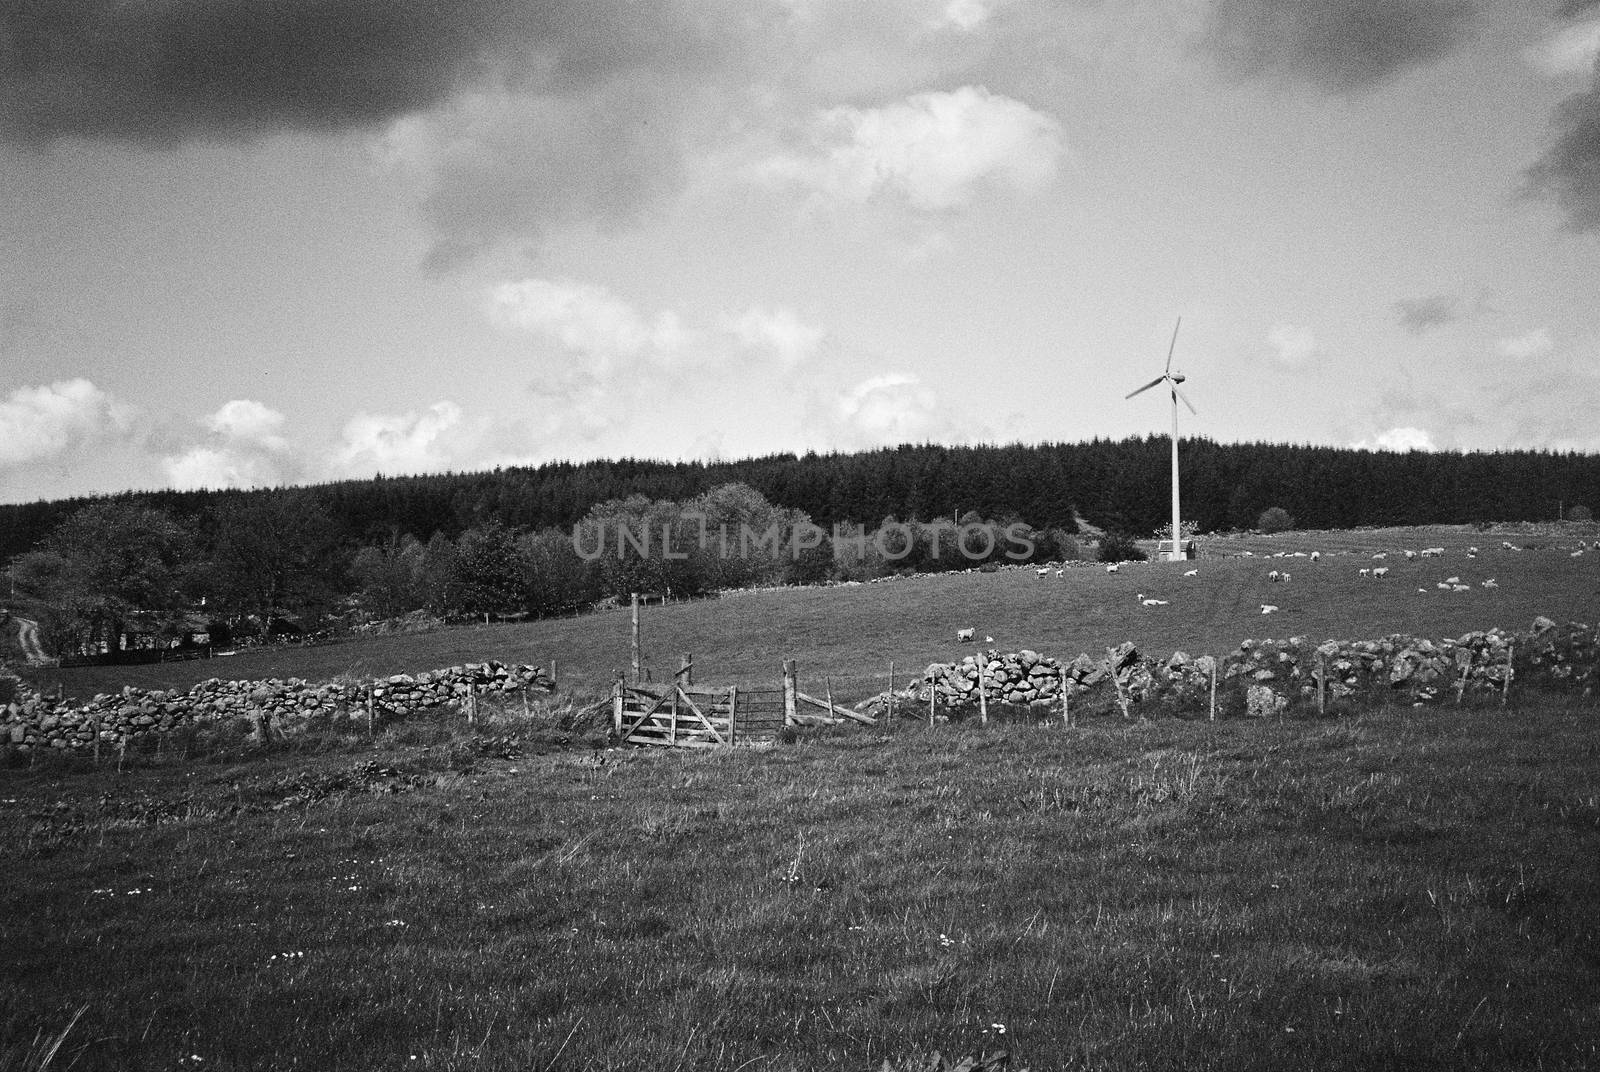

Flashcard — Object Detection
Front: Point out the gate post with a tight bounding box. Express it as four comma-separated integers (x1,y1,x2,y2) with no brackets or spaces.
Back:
782,658,797,727
612,672,625,738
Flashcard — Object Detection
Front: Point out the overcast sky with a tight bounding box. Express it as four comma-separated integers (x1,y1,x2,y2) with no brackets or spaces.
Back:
3,0,1599,505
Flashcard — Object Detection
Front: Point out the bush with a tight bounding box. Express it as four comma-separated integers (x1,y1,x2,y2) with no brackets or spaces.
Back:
1097,532,1147,563
1257,506,1296,534
1568,504,1594,522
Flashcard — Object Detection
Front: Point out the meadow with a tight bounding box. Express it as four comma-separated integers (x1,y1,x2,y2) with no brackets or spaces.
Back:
23,523,1600,705
4,522,1599,1070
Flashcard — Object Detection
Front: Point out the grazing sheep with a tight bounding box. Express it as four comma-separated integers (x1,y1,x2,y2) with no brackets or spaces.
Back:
1136,594,1169,606
1359,568,1371,577
1444,576,1461,584
1280,571,1291,583
1260,604,1279,614
1372,553,1387,560
1309,551,1321,562
1372,567,1389,578
1571,550,1585,558
1183,568,1198,577
1452,583,1471,592
1105,563,1120,573
1421,547,1445,558
1267,569,1281,582
1481,578,1499,588
957,628,975,642
1404,550,1418,560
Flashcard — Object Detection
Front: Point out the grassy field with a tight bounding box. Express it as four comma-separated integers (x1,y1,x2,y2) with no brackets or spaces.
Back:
18,523,1599,706
3,697,1598,1070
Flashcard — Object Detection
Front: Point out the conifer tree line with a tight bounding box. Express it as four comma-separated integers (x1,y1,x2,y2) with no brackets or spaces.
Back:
2,437,1596,659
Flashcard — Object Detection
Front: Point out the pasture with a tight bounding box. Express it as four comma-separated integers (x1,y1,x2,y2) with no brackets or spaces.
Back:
24,523,1600,706
4,523,1599,1070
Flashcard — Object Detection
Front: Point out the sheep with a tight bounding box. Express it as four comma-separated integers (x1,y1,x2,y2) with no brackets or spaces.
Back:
1404,550,1418,560
1372,553,1387,560
1452,583,1471,592
1481,578,1499,588
1183,568,1198,577
1267,569,1281,582
1136,594,1169,606
1571,550,1585,558
1105,563,1120,573
956,628,975,642
1260,604,1279,614
1309,551,1321,562
1372,567,1389,578
1421,547,1445,558
1280,571,1291,583
1359,568,1371,577
1444,576,1461,584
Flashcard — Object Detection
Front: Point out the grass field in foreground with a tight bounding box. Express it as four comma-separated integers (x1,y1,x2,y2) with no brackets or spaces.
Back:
3,698,1598,1070
21,523,1600,706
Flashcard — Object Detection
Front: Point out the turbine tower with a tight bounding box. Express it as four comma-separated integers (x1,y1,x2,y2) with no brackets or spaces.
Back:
1126,318,1196,562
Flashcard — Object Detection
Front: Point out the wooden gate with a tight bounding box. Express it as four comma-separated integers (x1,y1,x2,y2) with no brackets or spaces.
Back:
613,682,738,748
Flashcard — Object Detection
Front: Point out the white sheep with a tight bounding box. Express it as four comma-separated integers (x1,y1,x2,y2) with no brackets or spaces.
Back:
1280,571,1291,583
1105,563,1120,573
1359,568,1371,577
1404,550,1418,560
1372,567,1389,578
1309,551,1321,562
1260,604,1279,614
1372,553,1387,560
1267,569,1281,582
1481,578,1499,588
1136,594,1169,606
957,628,975,642
1183,568,1198,577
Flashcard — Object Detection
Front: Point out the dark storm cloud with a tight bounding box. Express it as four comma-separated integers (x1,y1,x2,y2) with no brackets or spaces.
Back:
0,0,720,146
1393,295,1460,334
1205,0,1478,92
1525,74,1600,233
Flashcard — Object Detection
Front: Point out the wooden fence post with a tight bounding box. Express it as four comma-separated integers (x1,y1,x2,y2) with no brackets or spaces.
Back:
1209,659,1217,722
680,653,694,686
467,681,477,725
1316,654,1326,717
928,680,935,726
612,672,625,737
1502,643,1514,707
1060,666,1070,729
631,593,642,683
887,660,895,732
366,683,375,736
783,659,797,727
728,685,738,746
551,657,558,689
977,654,989,726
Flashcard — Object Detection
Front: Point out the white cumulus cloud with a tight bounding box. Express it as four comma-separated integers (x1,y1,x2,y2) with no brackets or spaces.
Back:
1354,426,1437,452
718,307,825,369
824,372,978,449
754,86,1064,211
332,401,472,477
1497,328,1555,360
1266,321,1318,366
162,399,298,491
0,378,133,466
1525,18,1600,77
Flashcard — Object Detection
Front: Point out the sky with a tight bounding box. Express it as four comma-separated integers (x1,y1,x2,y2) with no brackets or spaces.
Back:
2,0,1599,505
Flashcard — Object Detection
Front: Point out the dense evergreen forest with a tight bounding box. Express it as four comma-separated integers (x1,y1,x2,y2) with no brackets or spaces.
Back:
3,437,1596,564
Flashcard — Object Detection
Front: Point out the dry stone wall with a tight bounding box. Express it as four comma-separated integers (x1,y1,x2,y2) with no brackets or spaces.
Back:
1,662,553,754
868,617,1596,721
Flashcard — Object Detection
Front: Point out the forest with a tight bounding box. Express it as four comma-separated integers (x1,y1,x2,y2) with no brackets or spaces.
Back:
2,436,1596,660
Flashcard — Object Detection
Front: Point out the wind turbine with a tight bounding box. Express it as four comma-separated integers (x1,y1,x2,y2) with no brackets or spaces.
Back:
1126,318,1196,563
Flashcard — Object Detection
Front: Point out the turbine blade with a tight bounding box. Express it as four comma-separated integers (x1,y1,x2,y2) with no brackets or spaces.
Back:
1126,376,1165,399
1164,317,1182,376
1174,386,1197,414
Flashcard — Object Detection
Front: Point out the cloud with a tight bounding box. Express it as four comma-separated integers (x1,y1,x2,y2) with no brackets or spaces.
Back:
1266,321,1318,366
1524,18,1600,77
751,86,1064,211
717,308,826,369
822,373,980,450
0,378,133,466
1559,2,1600,18
1353,426,1437,451
162,399,298,491
1393,295,1461,334
331,401,471,477
1204,0,1478,92
0,0,734,147
1524,70,1600,233
1497,328,1556,359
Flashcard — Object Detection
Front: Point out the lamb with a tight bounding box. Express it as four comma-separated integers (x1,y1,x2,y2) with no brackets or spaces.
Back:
1036,567,1051,576
1359,568,1371,577
1267,569,1281,582
956,628,975,642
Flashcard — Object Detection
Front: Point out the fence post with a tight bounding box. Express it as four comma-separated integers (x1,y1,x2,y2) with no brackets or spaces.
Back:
1316,654,1326,717
1209,659,1218,722
728,685,738,746
887,661,895,731
612,672,625,737
680,652,693,686
928,679,935,726
1502,643,1514,707
977,654,989,726
467,681,477,725
551,657,558,689
631,592,642,683
783,659,797,727
1060,666,1070,728
366,683,375,736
